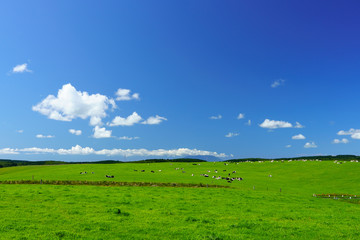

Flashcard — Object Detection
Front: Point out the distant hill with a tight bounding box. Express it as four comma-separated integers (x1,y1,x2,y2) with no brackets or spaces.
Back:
0,158,206,168
1,155,360,168
0,159,66,168
131,158,207,163
226,155,360,162
183,155,222,162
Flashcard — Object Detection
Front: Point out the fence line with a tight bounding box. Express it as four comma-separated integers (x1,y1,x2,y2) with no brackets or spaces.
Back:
0,180,230,188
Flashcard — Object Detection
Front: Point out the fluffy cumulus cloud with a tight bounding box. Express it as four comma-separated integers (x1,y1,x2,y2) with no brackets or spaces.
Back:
32,84,116,126
337,128,360,139
351,133,360,139
304,141,317,148
246,120,252,126
285,145,292,148
0,148,19,154
69,129,82,136
292,134,306,140
260,119,293,129
108,113,167,126
12,63,32,73
225,132,239,138
260,119,304,130
108,112,142,126
210,115,222,120
333,138,349,144
237,113,245,119
142,115,167,125
0,145,228,158
17,130,24,133
36,134,54,138
93,126,112,138
115,88,140,101
271,79,285,88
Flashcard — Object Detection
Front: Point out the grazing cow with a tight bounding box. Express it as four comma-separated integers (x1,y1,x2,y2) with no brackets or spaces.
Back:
158,170,162,172
80,172,83,174
228,173,231,176
191,174,194,176
151,170,155,173
215,170,218,173
204,174,209,177
232,171,236,174
134,169,138,171
227,181,232,183
182,171,186,173
141,170,145,172
269,175,272,178
192,163,197,165
223,170,226,172
91,172,94,174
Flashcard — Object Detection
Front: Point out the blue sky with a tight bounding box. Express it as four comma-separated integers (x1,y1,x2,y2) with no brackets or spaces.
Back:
1,0,360,161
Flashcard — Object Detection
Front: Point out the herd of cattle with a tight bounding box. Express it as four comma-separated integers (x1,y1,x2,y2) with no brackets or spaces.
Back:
79,163,244,183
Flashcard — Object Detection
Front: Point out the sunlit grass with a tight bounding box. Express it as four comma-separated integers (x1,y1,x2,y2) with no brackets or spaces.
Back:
0,161,360,239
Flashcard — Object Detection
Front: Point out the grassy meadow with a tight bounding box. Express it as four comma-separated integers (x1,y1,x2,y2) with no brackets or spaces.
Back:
0,160,360,239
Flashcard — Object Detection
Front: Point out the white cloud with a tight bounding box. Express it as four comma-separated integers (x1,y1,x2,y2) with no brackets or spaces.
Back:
108,113,167,126
36,134,55,139
260,119,292,129
118,136,140,140
237,113,245,119
210,115,222,120
0,145,228,158
246,120,251,126
351,133,360,139
225,132,239,138
93,126,112,138
142,115,167,125
337,128,360,135
294,122,304,128
108,112,142,126
12,63,32,73
304,141,317,148
19,146,95,155
32,83,116,126
333,138,349,144
285,145,292,148
115,88,140,101
337,128,360,139
17,130,24,133
271,79,285,88
69,129,82,136
292,134,306,140
0,148,19,154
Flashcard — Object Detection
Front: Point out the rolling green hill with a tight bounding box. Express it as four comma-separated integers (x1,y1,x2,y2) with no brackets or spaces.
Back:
0,160,359,239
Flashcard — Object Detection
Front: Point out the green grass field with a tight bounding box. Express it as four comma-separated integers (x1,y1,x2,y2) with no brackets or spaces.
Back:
0,161,359,239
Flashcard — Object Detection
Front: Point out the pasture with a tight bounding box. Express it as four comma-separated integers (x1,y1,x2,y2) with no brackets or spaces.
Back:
0,160,360,239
